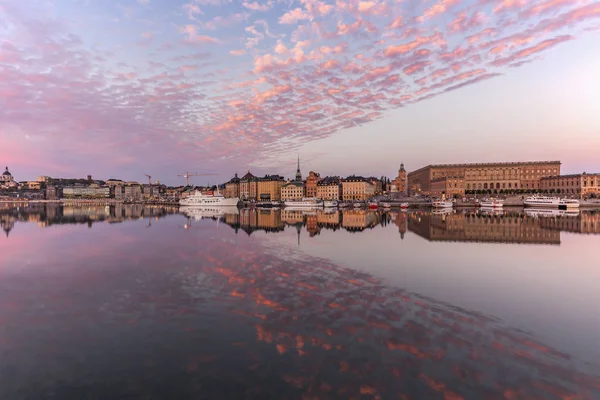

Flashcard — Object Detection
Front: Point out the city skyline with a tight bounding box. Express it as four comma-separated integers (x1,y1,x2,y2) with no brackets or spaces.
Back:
1,1,600,185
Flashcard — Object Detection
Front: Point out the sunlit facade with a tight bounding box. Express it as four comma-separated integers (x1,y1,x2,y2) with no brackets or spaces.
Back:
539,173,600,198
408,161,561,195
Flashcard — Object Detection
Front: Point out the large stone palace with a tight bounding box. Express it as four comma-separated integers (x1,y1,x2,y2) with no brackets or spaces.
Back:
407,161,561,196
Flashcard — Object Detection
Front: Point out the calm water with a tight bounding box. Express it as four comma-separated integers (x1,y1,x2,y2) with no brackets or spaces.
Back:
1,204,599,399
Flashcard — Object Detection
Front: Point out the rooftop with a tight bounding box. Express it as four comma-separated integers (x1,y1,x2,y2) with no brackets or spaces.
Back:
409,161,562,174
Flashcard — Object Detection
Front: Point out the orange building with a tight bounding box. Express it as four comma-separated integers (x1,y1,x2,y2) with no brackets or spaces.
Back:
305,171,322,198
391,163,407,193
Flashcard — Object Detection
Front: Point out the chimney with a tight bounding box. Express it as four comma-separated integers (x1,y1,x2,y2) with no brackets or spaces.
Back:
87,175,92,181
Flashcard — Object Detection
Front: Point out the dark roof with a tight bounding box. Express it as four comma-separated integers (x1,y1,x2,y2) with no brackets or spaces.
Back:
261,175,284,181
342,175,370,183
240,171,256,181
2,167,11,176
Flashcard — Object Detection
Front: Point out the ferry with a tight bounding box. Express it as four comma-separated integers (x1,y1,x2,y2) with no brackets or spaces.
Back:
524,196,580,209
432,200,453,208
284,198,323,208
479,198,504,208
324,200,339,208
180,189,239,207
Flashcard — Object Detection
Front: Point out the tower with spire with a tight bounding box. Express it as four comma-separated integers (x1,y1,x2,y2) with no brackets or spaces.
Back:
295,155,302,182
391,162,407,194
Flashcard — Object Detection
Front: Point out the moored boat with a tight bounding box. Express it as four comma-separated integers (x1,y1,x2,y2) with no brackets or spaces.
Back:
400,202,409,210
368,201,378,209
479,198,504,208
284,198,323,208
353,202,362,208
179,189,239,207
432,200,453,208
524,196,580,209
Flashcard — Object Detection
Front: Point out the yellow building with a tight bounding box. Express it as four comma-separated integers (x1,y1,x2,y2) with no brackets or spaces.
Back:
281,181,304,201
341,176,375,201
540,173,600,198
316,178,342,200
25,181,42,190
257,175,285,201
408,161,561,195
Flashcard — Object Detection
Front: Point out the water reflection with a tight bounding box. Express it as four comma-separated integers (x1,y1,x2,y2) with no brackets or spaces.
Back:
0,209,598,399
3,205,600,244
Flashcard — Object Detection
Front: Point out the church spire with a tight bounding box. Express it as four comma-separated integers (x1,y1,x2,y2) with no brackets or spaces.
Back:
295,155,302,181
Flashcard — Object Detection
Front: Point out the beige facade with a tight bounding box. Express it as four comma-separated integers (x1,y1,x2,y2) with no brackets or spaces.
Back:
281,181,304,201
257,176,285,201
1,166,17,189
540,173,600,198
367,178,383,195
341,177,375,201
305,171,322,198
408,161,561,195
316,179,342,200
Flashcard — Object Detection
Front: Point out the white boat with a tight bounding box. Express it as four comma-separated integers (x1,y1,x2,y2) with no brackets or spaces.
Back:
324,200,339,208
524,196,580,209
180,189,239,206
400,202,409,210
284,198,323,208
432,207,453,215
353,202,362,208
382,202,391,209
432,200,453,208
479,198,504,208
338,202,350,208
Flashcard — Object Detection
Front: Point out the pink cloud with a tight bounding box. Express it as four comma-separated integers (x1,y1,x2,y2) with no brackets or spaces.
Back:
279,8,309,24
242,1,272,12
418,0,459,22
491,35,574,66
180,25,220,43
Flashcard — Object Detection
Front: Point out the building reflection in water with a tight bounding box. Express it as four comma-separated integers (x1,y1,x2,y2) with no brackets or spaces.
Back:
179,207,600,245
3,205,600,244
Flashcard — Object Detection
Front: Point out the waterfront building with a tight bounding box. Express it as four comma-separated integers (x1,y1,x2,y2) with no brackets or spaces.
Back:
124,185,142,201
281,181,304,201
257,175,285,201
305,171,322,198
45,185,60,200
281,158,305,201
37,176,50,183
239,171,258,200
430,176,465,198
391,163,407,193
1,166,18,189
225,173,241,199
24,181,42,190
63,185,111,198
539,173,600,198
408,161,561,195
367,177,383,195
316,177,342,200
341,176,375,201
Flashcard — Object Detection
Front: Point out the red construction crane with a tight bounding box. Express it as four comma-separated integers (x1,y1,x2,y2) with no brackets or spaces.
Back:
177,171,218,187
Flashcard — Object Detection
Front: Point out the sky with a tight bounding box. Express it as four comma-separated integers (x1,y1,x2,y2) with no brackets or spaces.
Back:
1,0,599,185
